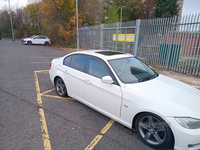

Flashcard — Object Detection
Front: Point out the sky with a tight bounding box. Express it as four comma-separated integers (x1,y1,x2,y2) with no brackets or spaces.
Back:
0,0,200,16
0,0,28,10
181,0,200,16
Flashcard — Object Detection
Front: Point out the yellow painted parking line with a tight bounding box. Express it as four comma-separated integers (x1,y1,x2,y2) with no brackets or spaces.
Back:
34,71,51,150
39,108,51,150
101,119,115,134
41,88,55,95
35,70,49,73
43,94,75,100
84,119,115,150
34,70,113,150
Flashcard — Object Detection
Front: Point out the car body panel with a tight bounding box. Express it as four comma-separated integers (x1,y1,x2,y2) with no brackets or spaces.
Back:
22,35,51,45
49,50,200,150
84,73,122,118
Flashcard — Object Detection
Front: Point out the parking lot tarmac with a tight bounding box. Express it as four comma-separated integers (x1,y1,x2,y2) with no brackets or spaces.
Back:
0,39,153,150
1,39,199,150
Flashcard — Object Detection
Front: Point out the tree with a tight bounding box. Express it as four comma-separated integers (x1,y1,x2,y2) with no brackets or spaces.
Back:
104,4,119,24
104,0,142,23
138,0,156,19
23,3,41,35
39,0,81,45
78,0,104,26
0,11,12,37
13,9,27,38
153,0,179,18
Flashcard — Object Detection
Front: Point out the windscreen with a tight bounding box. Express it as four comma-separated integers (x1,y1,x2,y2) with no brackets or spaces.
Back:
109,57,157,83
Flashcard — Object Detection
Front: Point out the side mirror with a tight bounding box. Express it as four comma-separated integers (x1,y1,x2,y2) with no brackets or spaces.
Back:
101,76,114,84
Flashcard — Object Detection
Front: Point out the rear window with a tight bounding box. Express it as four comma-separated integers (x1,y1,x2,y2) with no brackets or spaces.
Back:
63,56,72,66
70,55,87,72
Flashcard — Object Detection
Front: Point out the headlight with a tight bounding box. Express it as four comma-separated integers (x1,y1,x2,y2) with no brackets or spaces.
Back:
175,117,200,129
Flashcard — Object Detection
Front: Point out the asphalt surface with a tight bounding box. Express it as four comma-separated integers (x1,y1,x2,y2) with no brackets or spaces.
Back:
0,39,153,150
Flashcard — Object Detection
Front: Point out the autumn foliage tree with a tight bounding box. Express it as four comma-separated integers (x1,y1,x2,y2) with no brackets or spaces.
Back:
23,3,41,35
14,9,29,38
38,0,82,45
138,0,157,19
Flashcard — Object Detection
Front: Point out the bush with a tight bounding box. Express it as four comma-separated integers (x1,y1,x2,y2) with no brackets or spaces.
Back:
56,44,66,48
68,44,77,48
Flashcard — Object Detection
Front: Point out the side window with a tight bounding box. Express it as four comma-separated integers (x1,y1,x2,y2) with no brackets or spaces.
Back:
88,59,109,79
70,55,87,72
63,56,72,66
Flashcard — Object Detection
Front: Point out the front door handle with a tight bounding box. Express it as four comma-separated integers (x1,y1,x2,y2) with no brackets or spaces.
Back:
85,80,92,84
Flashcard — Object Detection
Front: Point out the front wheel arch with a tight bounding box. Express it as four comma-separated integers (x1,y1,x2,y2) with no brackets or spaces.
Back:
27,41,32,45
132,112,174,149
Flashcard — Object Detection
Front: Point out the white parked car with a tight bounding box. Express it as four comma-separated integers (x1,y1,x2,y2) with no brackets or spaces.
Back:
22,35,51,46
49,50,200,150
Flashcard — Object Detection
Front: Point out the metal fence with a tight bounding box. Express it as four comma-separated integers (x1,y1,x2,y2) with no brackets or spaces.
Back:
79,13,200,76
79,20,140,54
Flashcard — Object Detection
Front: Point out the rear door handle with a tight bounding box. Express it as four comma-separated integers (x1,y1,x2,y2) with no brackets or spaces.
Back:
85,80,92,84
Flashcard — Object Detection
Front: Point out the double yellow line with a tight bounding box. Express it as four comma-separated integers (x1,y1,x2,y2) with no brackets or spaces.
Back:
34,70,51,150
34,70,115,150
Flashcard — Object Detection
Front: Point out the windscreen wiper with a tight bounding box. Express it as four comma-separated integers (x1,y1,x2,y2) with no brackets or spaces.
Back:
138,73,158,82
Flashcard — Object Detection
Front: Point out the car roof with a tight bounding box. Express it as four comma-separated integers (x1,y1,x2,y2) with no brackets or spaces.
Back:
33,35,48,37
70,50,133,61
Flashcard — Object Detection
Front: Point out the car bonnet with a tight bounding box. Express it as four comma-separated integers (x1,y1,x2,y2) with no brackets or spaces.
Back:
124,74,200,117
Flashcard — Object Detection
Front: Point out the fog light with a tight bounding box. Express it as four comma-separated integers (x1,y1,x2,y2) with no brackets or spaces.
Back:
188,143,200,150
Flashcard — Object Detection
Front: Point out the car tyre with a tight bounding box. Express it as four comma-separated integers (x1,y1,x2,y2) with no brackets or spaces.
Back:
55,77,68,97
27,41,32,45
135,113,174,149
44,41,49,46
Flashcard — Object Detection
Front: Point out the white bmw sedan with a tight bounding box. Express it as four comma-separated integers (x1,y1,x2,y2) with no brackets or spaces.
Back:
49,50,200,150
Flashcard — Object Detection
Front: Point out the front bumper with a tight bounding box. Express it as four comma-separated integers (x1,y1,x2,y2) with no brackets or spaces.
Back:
166,117,200,150
22,40,27,44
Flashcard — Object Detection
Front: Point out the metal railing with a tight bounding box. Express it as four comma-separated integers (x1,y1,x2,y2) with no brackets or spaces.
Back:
79,13,200,76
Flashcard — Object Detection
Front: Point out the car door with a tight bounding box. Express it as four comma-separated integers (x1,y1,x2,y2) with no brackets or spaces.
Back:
83,57,122,118
61,54,88,101
32,36,40,44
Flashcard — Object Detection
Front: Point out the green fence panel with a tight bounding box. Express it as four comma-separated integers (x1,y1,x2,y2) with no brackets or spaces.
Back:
158,44,181,64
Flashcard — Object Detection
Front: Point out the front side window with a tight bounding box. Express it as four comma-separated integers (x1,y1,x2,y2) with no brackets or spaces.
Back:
88,59,109,79
109,57,157,83
34,36,40,39
39,37,46,39
70,54,87,72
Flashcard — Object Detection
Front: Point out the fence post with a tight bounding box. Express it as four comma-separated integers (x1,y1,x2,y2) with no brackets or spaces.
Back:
83,30,85,48
115,22,119,51
100,24,104,50
91,27,93,49
133,19,141,56
165,16,177,69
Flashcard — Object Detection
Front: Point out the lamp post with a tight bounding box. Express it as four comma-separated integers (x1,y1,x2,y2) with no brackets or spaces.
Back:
7,0,14,42
76,0,79,51
120,5,125,29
